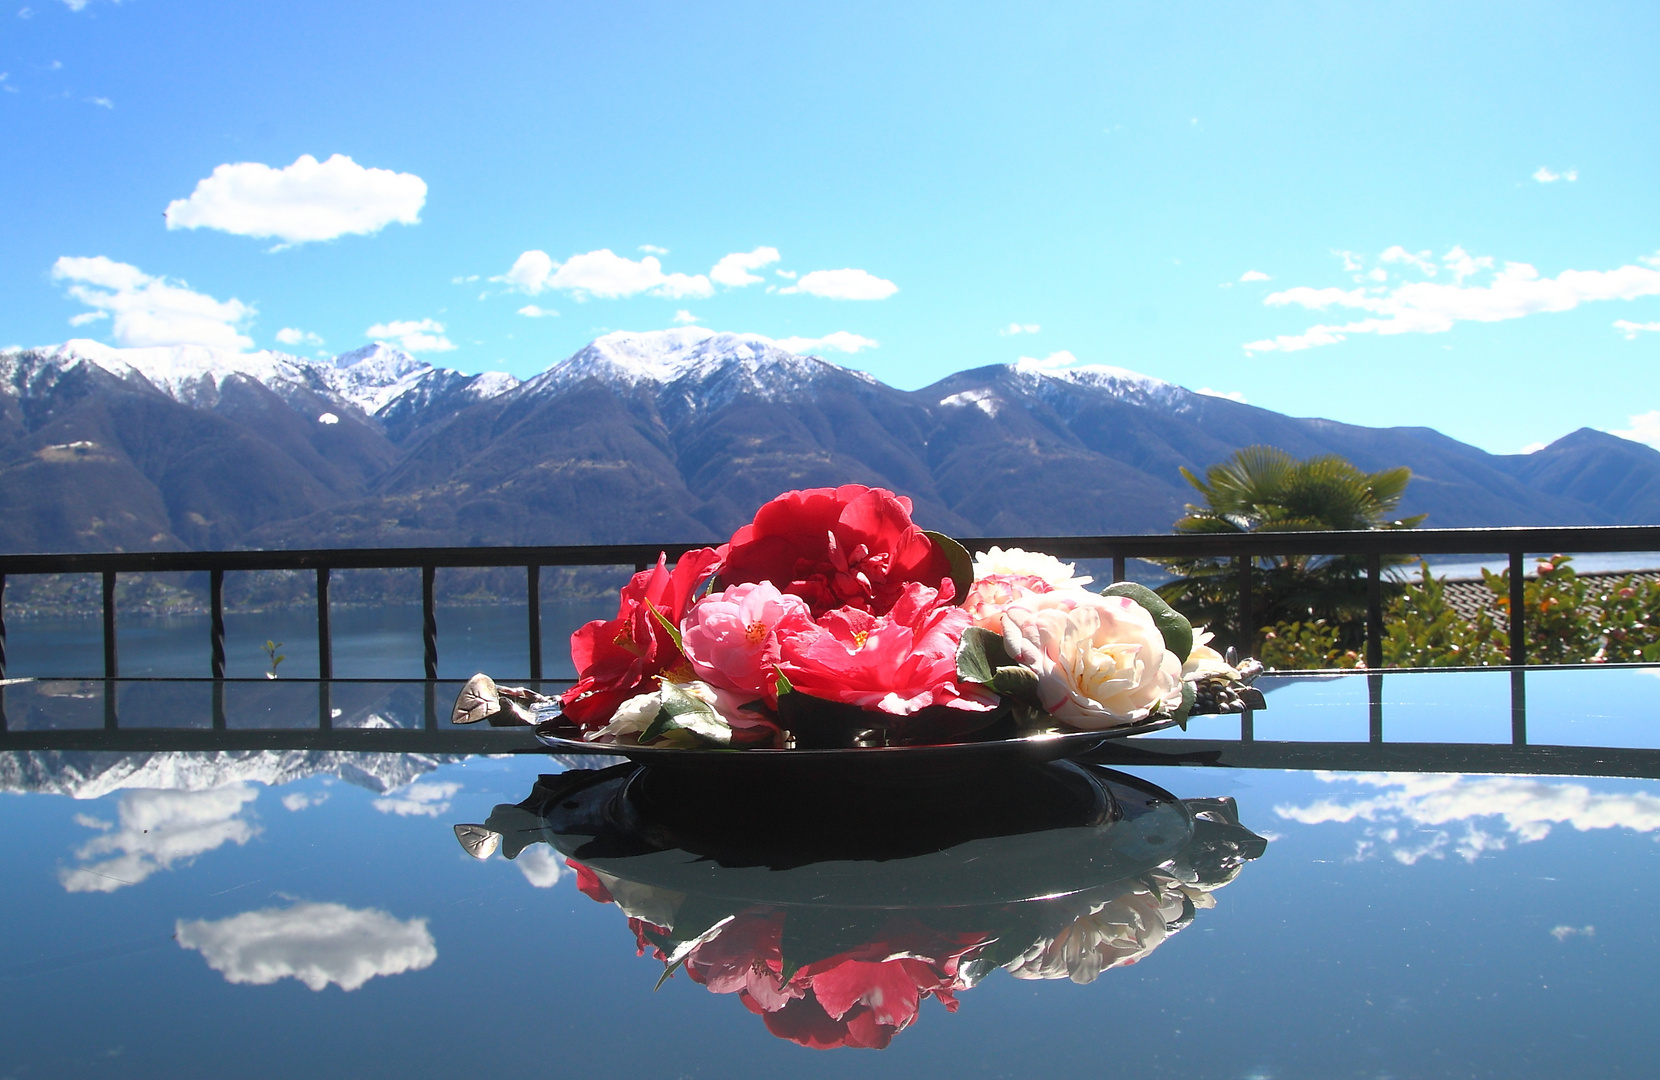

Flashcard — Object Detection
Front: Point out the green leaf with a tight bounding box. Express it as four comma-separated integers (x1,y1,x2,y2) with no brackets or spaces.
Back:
645,600,684,653
923,530,975,606
639,683,733,746
1172,680,1195,730
991,663,1040,704
774,667,793,699
1102,581,1194,662
957,625,1009,684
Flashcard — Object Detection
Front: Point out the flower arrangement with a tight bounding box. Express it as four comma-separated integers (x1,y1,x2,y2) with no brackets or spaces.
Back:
456,484,1260,746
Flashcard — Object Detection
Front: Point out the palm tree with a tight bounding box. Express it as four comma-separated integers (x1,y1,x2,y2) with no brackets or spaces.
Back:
1156,446,1424,652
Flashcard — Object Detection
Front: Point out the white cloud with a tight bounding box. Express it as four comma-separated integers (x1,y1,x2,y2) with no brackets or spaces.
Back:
1551,925,1594,942
275,327,323,347
67,311,106,327
58,0,87,9
498,248,713,300
176,902,436,992
365,318,455,353
638,244,668,255
1533,167,1579,184
672,310,699,325
451,274,479,284
775,269,797,279
998,322,1041,335
1520,440,1549,454
771,331,879,355
1244,246,1660,354
515,846,566,888
516,304,558,318
281,791,328,812
60,784,259,893
1276,772,1660,865
53,256,254,350
1614,319,1660,340
1609,411,1660,450
87,96,111,109
164,154,426,245
1380,246,1436,276
1017,350,1080,370
779,268,899,300
1239,270,1271,283
1197,387,1247,403
710,246,781,287
373,780,460,818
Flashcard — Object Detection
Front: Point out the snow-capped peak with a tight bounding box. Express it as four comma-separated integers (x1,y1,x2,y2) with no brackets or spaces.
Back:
1011,357,1195,411
517,328,861,409
7,339,519,420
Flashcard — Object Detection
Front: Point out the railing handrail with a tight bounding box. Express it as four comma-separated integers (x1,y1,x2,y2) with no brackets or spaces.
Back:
1,524,1658,687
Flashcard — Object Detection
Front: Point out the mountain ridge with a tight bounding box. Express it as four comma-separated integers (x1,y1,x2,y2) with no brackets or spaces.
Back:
1,328,1656,555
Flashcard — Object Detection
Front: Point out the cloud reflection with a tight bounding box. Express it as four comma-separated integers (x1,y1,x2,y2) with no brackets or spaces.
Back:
60,784,259,892
176,901,436,991
373,781,460,817
1276,772,1660,863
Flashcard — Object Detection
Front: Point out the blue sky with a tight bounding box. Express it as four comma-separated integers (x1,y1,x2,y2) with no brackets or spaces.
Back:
3,0,1658,454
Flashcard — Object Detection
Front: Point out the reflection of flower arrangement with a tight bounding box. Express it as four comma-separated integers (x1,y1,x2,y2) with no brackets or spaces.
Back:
552,793,1264,1049
457,484,1262,747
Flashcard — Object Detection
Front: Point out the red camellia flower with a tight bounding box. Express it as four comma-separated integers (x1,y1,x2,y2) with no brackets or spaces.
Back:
721,485,955,618
776,583,997,715
559,546,726,729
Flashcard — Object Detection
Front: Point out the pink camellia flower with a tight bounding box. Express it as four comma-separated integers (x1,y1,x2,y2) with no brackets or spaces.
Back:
961,573,1052,631
999,590,1184,728
681,582,815,700
777,583,997,715
560,547,726,729
721,485,955,618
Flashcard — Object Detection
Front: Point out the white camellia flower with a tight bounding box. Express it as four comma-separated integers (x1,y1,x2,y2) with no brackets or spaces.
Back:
971,546,1093,589
1000,590,1184,728
583,679,758,745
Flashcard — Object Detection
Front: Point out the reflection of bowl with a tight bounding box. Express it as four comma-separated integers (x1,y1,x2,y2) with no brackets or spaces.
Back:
490,761,1192,908
463,763,1268,1051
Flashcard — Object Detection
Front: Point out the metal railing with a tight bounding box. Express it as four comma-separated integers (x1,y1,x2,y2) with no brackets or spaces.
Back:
0,524,1657,680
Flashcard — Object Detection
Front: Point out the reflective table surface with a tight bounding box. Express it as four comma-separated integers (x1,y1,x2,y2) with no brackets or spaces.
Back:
3,666,1659,1077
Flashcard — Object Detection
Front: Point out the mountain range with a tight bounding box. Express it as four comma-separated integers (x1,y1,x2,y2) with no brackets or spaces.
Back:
2,327,1658,555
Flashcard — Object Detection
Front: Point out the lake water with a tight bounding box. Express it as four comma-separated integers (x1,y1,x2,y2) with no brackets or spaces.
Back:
2,600,617,682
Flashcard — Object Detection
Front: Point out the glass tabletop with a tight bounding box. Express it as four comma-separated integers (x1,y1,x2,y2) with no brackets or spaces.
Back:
2,667,1658,1077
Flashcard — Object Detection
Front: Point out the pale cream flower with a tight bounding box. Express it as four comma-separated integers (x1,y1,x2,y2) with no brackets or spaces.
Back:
971,546,1093,589
1001,591,1184,728
1182,629,1241,683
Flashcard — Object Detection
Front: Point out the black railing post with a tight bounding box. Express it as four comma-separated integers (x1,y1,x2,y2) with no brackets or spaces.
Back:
319,680,333,730
209,569,225,679
0,572,8,681
1368,671,1384,743
316,567,332,681
1510,668,1527,745
1236,555,1254,652
1111,555,1126,584
422,564,437,680
1366,553,1383,670
527,564,542,681
1508,551,1526,666
102,569,118,679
